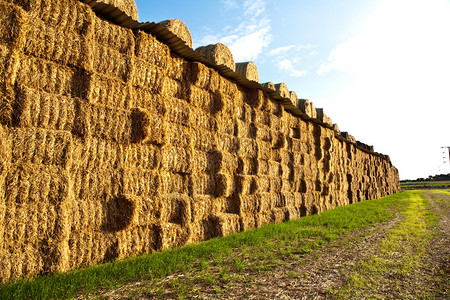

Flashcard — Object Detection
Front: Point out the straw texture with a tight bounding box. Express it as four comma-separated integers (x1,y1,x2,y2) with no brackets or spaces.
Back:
195,43,236,71
235,61,259,82
0,0,401,283
159,19,193,49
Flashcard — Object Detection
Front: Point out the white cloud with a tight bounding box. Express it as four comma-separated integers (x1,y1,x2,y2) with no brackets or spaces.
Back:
198,0,272,61
221,0,238,10
268,45,296,56
266,44,315,77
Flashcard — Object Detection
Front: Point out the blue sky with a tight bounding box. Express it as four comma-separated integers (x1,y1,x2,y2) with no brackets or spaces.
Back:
134,0,450,180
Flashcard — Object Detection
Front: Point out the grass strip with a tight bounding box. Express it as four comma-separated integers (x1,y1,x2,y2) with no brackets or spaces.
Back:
0,192,412,299
334,190,441,299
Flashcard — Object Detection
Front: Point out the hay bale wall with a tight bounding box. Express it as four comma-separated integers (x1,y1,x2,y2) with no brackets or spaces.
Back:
0,0,400,283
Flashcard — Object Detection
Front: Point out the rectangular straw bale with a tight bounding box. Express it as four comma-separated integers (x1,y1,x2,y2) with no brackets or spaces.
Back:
88,73,133,109
12,0,94,35
271,208,286,223
15,85,75,131
238,138,257,157
292,138,301,152
159,193,192,226
256,124,271,142
154,222,190,250
70,138,125,173
129,197,161,227
134,87,165,115
0,46,21,98
270,130,284,149
164,77,189,101
215,114,235,136
216,133,238,153
219,151,238,173
218,76,238,98
255,211,272,227
270,177,282,193
255,110,270,126
0,2,28,49
241,157,258,175
167,53,190,81
256,140,271,160
215,173,234,198
191,195,217,223
134,30,171,70
188,85,213,113
236,175,257,195
191,173,216,196
236,103,252,122
238,194,259,214
72,166,123,200
92,45,133,82
191,128,215,152
81,102,131,144
15,54,76,97
160,171,190,195
117,225,156,258
10,127,72,168
188,61,211,89
92,15,134,55
132,57,167,92
23,15,91,70
162,146,190,174
124,143,161,170
269,99,283,116
0,89,14,125
239,212,256,231
268,161,282,178
4,162,69,206
164,96,190,126
123,167,160,197
189,105,217,131
210,213,241,237
164,122,191,148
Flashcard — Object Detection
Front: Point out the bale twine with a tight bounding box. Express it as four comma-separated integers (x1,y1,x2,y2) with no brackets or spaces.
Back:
158,19,193,48
274,82,290,98
195,43,236,72
97,0,138,21
235,61,259,82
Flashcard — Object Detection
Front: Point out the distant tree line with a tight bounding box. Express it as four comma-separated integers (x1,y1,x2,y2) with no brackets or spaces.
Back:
401,173,450,183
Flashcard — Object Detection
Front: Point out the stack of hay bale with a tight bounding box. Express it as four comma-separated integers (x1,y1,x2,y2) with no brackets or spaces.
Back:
0,0,401,283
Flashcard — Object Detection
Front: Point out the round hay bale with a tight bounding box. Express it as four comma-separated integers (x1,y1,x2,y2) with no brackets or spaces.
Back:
333,123,340,134
195,43,236,71
235,61,259,82
274,82,290,98
299,99,312,117
289,91,298,107
98,0,138,21
159,19,193,48
261,82,275,91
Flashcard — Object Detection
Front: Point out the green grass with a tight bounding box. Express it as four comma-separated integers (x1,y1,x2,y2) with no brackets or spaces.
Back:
334,190,441,299
0,192,413,299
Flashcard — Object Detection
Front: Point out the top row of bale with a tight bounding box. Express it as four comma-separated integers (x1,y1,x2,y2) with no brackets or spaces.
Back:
89,0,379,156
